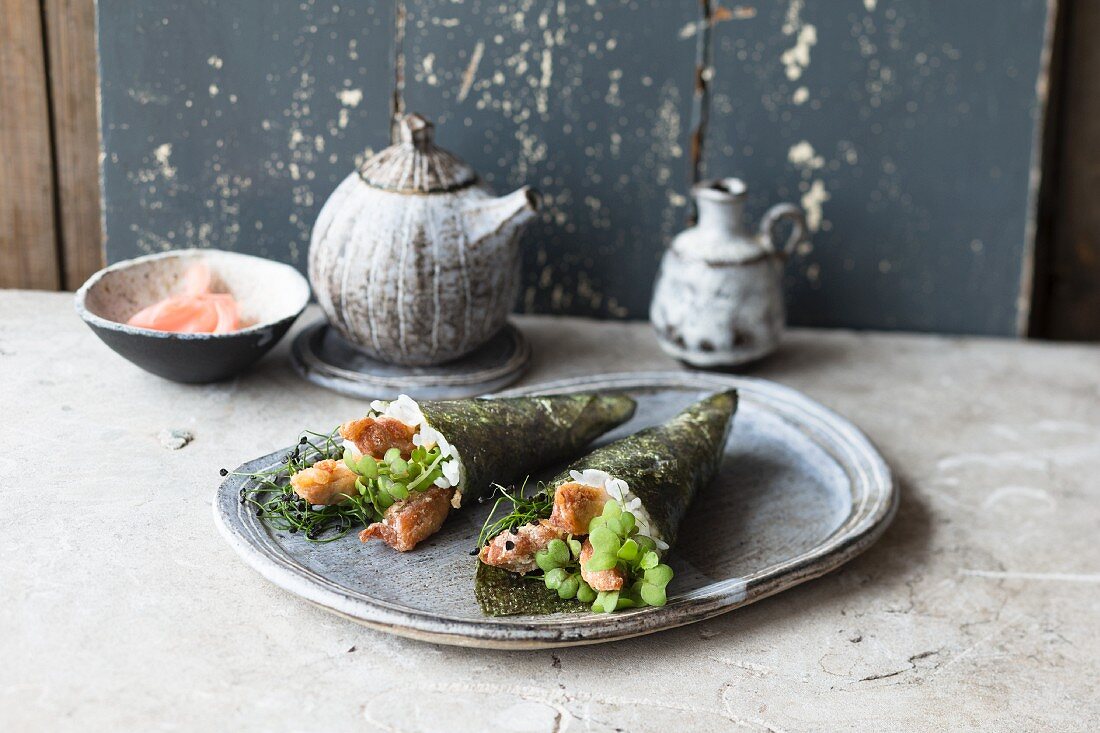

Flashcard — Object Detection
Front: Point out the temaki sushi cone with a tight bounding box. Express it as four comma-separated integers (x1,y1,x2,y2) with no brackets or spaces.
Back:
477,390,738,615
288,393,636,551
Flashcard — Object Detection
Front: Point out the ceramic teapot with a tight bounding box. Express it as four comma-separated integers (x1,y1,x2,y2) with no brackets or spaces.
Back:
309,113,539,366
650,178,807,367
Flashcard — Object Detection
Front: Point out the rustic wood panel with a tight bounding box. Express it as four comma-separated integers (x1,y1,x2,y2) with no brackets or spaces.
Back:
97,0,394,269
1031,0,1100,340
95,0,1057,336
43,0,104,290
0,0,61,290
703,0,1051,336
399,0,700,318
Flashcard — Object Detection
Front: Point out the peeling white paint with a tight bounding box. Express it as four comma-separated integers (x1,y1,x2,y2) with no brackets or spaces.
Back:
605,68,623,107
780,1,817,81
153,143,176,179
336,88,363,107
801,179,830,232
788,141,824,172
457,40,485,102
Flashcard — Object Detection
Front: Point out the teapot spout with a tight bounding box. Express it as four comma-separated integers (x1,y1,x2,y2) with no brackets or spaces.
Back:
461,186,539,245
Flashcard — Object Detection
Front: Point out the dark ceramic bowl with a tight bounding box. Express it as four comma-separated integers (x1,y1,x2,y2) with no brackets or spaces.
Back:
75,249,310,383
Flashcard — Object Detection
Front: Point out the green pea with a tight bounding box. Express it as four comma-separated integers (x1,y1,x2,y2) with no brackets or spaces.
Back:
584,552,618,572
546,539,570,566
557,575,580,599
640,551,659,570
640,582,667,607
576,581,596,603
644,563,673,587
616,538,639,562
545,567,569,590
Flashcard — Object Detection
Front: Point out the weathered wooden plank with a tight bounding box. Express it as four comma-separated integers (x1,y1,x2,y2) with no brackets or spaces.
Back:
0,0,61,290
43,0,105,290
704,0,1051,336
1032,0,1100,340
95,1,1057,334
97,0,395,270
395,0,701,318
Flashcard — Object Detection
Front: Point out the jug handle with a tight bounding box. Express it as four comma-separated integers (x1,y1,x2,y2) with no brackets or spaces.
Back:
759,203,808,258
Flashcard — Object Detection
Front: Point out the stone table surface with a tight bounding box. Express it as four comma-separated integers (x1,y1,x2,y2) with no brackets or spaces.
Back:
3,291,1099,732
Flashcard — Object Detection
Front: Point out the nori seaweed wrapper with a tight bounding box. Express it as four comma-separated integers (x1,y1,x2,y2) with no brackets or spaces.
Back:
420,394,636,506
475,562,588,616
549,389,738,548
474,390,737,616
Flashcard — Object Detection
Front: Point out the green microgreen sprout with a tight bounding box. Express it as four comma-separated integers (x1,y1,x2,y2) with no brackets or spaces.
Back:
531,497,674,613
234,428,454,544
340,442,450,520
235,429,363,543
475,478,552,550
532,534,593,601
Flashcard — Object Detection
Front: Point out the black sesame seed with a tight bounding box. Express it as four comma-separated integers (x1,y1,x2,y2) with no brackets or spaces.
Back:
219,468,228,476
505,540,515,551
469,549,479,556
300,436,308,444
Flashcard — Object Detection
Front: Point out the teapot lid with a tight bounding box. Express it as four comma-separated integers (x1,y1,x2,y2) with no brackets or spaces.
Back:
358,113,478,193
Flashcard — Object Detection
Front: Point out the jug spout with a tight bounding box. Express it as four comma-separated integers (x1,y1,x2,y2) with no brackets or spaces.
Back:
694,177,749,234
461,186,539,246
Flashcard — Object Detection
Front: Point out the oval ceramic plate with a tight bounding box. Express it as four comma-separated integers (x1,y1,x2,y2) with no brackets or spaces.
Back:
213,372,895,648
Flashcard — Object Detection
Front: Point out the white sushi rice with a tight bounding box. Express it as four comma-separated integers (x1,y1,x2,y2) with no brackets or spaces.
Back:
567,469,669,551
343,394,466,500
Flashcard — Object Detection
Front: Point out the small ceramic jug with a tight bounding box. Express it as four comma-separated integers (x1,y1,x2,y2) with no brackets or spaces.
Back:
650,178,807,367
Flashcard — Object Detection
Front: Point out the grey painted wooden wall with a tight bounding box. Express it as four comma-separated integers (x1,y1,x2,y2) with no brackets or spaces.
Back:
98,0,1051,336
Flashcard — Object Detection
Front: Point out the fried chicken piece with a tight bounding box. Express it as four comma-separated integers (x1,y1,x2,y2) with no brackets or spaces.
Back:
579,538,626,592
289,459,359,505
339,416,417,459
548,482,609,535
359,486,454,552
478,520,565,574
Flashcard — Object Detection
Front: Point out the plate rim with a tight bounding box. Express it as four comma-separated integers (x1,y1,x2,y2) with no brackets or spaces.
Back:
213,371,897,649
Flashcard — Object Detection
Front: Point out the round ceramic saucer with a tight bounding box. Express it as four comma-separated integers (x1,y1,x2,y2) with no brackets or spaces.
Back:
289,319,531,399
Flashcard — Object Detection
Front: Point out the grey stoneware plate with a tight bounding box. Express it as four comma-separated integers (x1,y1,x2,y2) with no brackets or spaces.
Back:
213,372,895,649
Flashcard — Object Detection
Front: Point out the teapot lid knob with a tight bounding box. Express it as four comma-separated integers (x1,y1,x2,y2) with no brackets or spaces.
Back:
400,113,434,148
359,112,478,193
